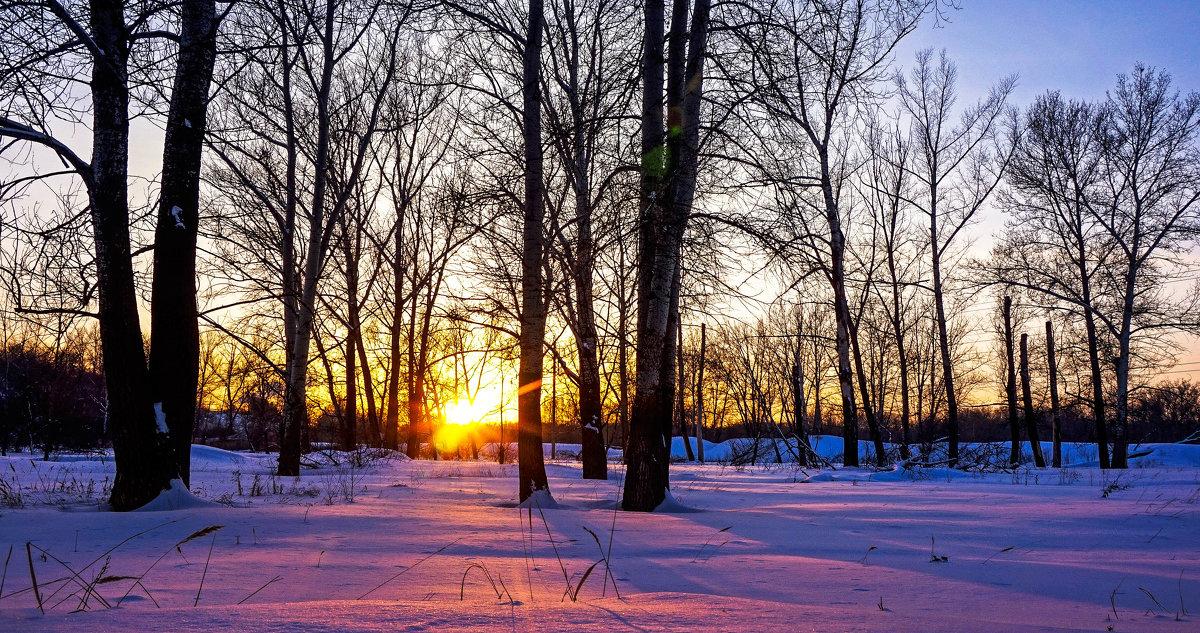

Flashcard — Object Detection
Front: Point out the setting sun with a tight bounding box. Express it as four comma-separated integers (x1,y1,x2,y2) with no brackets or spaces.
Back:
443,385,504,426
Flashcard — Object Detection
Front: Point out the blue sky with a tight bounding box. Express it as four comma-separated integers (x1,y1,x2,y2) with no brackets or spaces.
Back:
896,0,1200,107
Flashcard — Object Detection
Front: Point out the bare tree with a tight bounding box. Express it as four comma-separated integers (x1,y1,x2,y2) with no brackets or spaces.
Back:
541,0,640,479
1091,66,1200,468
624,0,711,511
895,48,1014,466
1,0,220,508
206,0,405,476
861,119,922,460
516,0,552,503
992,91,1114,467
737,0,932,466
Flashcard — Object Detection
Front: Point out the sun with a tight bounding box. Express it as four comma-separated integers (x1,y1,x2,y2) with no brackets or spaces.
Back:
443,385,503,426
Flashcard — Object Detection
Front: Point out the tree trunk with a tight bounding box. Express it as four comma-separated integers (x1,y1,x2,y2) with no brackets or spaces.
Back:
344,304,358,451
694,322,706,462
1020,333,1046,467
931,221,959,466
279,0,338,477
791,361,807,467
678,320,694,461
886,247,912,461
1046,321,1062,468
617,245,630,459
1079,249,1110,468
1113,281,1134,469
624,0,670,511
92,0,177,510
850,320,886,467
148,0,218,488
383,205,406,451
1003,296,1020,466
826,163,859,467
629,0,710,510
549,368,556,460
355,329,380,447
517,0,550,503
405,282,421,458
574,179,606,479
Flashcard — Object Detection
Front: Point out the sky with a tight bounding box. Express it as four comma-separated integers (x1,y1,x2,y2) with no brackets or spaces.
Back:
897,0,1200,106
9,0,1200,395
892,0,1200,374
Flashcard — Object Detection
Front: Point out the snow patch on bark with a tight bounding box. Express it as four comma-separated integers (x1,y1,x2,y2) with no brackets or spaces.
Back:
154,402,169,434
135,479,218,511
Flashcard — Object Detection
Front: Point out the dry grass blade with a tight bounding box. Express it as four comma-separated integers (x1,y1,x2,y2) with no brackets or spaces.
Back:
983,546,1015,564
1180,570,1190,616
27,543,113,610
692,526,733,563
116,524,223,607
194,534,219,607
533,500,570,592
460,562,502,600
1138,586,1170,615
357,538,460,600
26,542,43,614
1,543,11,598
237,575,282,605
566,559,603,602
94,575,138,585
179,525,225,546
580,526,619,599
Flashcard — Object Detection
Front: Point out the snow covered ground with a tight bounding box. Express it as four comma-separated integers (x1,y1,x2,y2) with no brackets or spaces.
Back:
1,439,1197,632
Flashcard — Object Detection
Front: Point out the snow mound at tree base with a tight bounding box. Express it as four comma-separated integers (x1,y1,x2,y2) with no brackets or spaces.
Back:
516,487,559,509
134,479,220,511
654,490,700,513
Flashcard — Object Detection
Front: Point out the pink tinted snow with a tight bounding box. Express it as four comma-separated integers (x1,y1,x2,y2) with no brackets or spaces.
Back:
0,442,1196,632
